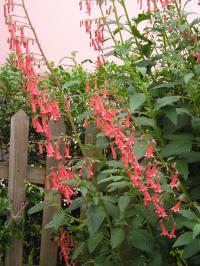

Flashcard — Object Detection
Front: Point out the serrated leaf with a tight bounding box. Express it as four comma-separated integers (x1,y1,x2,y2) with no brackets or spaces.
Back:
103,201,119,219
118,196,130,214
154,96,180,111
88,232,104,253
183,239,200,259
173,232,193,247
129,93,146,113
134,13,151,24
28,202,44,215
87,206,105,236
110,228,125,249
193,224,200,239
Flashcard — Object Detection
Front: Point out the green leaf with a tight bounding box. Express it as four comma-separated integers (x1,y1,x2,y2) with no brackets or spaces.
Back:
67,197,83,212
163,106,177,126
154,96,180,111
98,175,125,184
28,202,44,215
72,243,85,261
161,139,192,157
184,73,194,84
176,160,188,180
129,93,146,113
133,139,149,159
193,224,200,239
182,152,200,163
128,229,152,253
191,117,200,131
173,232,193,247
107,160,123,168
180,210,198,221
134,13,151,24
150,81,181,90
103,201,119,219
183,239,200,259
110,228,125,249
88,232,104,253
87,206,105,236
107,181,130,192
137,116,155,128
118,196,130,214
52,213,66,230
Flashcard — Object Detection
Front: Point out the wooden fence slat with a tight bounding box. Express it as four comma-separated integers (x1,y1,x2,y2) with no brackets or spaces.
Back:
39,118,65,266
0,162,45,184
5,110,29,266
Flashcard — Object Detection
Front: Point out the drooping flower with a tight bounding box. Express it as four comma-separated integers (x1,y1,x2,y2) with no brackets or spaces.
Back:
88,160,94,178
125,112,131,129
54,143,62,161
160,220,168,236
168,224,176,239
169,174,179,189
171,198,182,213
145,141,155,159
45,142,54,157
110,144,117,160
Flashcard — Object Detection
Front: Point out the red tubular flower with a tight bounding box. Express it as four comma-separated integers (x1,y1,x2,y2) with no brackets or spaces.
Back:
51,100,60,120
125,112,131,129
31,98,37,113
45,142,54,157
145,141,155,159
88,160,94,178
144,190,152,206
103,81,107,99
171,198,182,213
110,144,117,160
54,143,62,161
160,220,168,236
32,117,43,133
38,142,43,154
65,143,71,159
169,174,179,189
168,224,176,239
85,80,90,93
79,159,87,177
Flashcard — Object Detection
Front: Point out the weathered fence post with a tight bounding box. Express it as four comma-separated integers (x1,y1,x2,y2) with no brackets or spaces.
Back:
5,110,29,266
40,118,65,266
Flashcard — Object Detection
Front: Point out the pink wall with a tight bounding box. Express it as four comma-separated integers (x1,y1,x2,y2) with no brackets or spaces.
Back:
0,1,199,66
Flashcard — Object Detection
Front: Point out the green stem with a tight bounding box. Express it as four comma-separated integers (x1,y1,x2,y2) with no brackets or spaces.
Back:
111,0,124,44
99,4,118,46
21,0,61,88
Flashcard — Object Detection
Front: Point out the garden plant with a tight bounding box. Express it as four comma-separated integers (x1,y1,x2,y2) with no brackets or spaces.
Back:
1,0,200,265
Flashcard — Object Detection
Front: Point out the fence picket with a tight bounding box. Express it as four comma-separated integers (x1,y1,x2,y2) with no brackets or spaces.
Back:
5,110,29,266
39,118,66,266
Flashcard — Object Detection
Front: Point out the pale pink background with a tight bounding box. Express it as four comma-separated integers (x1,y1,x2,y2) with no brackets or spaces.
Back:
0,0,199,66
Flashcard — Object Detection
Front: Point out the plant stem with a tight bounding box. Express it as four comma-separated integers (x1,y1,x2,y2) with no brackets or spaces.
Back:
21,0,61,88
111,0,124,44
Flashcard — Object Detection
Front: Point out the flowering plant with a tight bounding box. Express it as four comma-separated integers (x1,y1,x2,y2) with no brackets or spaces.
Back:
3,0,200,265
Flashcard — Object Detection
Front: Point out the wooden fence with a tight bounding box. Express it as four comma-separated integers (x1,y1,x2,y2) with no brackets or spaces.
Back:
0,110,66,266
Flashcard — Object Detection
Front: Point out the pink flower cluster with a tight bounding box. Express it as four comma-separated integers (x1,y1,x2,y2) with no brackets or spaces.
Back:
57,230,77,266
4,0,75,205
88,80,182,238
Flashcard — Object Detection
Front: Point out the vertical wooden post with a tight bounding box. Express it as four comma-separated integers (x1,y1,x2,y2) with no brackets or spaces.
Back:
5,110,29,266
40,118,65,266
